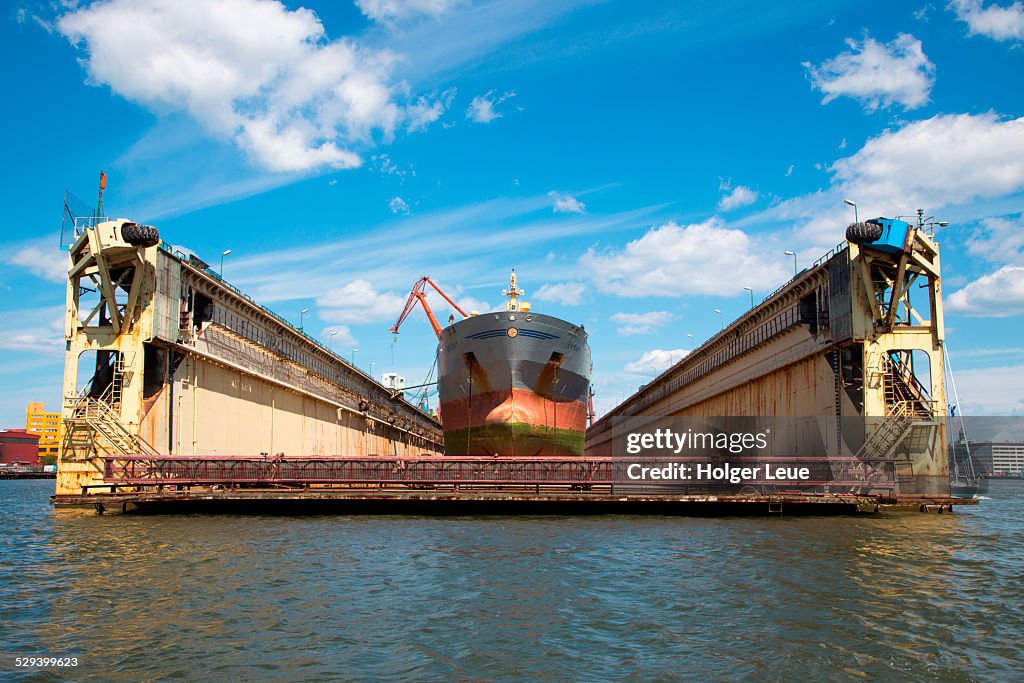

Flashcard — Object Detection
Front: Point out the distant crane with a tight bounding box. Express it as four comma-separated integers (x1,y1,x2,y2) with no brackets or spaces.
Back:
390,276,468,340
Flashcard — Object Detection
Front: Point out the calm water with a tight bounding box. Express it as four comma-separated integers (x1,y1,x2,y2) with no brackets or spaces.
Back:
2,480,1023,681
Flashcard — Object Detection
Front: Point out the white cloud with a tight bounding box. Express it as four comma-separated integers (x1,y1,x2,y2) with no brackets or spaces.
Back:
389,196,411,214
7,243,67,283
372,153,413,180
965,214,1024,263
548,191,586,214
534,282,586,305
317,279,407,323
717,185,758,211
914,4,936,21
405,88,456,131
832,114,1024,213
356,0,465,23
580,218,787,297
448,294,491,315
320,325,358,350
466,89,515,123
610,311,676,336
785,164,794,177
949,0,1024,41
946,265,1024,316
0,306,66,357
625,349,689,374
57,0,414,173
951,363,1024,414
803,33,935,111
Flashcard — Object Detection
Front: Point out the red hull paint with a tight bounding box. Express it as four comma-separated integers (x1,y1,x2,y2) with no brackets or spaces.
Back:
440,388,588,432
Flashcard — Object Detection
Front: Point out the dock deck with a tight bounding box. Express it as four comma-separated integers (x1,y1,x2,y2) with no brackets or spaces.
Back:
51,455,975,515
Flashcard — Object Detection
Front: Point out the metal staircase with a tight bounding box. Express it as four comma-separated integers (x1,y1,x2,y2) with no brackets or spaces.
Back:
61,362,158,461
852,353,939,487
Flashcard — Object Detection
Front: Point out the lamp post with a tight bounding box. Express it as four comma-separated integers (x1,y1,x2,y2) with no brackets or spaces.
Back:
329,330,337,350
220,249,231,278
687,333,694,351
784,250,797,277
351,348,359,367
843,198,858,223
370,361,376,379
714,308,723,330
744,286,754,309
299,308,309,332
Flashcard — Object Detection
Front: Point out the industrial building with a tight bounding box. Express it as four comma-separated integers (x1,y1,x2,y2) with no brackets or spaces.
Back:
0,429,40,466
952,441,1024,477
25,401,62,462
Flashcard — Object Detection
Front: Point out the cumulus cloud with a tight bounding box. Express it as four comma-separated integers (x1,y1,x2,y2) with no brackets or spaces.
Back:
717,184,758,211
317,279,407,323
625,349,689,374
534,282,586,305
949,0,1024,41
832,113,1024,212
57,0,424,173
389,196,411,214
466,89,515,123
356,0,465,23
320,324,358,350
610,311,676,336
7,243,68,283
965,214,1024,263
548,191,586,214
579,218,787,297
946,266,1024,316
448,294,491,315
804,33,935,111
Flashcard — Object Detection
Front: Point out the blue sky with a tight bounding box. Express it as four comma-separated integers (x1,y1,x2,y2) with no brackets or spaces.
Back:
2,0,1023,426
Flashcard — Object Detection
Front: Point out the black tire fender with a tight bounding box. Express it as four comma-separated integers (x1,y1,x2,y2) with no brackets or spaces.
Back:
846,221,883,244
121,222,161,247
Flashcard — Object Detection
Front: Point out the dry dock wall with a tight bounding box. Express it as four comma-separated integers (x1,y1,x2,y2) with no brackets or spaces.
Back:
58,220,443,497
587,232,950,497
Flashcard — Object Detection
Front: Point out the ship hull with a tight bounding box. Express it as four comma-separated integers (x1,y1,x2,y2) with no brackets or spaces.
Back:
438,312,590,456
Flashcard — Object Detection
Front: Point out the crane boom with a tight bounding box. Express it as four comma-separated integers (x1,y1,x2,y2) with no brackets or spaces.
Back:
390,276,469,340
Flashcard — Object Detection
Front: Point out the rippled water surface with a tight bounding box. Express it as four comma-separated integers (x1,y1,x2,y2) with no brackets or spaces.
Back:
2,480,1023,681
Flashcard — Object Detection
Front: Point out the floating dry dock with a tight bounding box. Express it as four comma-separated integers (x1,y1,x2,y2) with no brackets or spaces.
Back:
53,216,974,514
58,456,966,515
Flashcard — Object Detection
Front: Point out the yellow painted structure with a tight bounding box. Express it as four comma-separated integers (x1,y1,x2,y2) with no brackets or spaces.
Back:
26,402,62,461
56,219,443,498
587,222,951,496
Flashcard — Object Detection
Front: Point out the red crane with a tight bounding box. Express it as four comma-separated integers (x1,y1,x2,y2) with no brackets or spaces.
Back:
391,276,468,339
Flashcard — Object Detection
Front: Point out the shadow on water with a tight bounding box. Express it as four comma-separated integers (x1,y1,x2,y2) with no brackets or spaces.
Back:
2,479,1023,681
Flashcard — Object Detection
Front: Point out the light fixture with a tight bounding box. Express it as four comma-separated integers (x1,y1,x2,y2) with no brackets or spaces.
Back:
843,198,858,223
220,249,232,278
